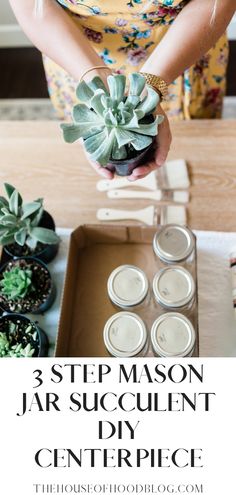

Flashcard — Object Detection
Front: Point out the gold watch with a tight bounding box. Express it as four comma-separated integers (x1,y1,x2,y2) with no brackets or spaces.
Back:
139,72,168,101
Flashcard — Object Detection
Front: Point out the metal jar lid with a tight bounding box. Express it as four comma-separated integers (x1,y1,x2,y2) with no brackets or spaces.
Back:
107,265,149,308
152,266,195,309
103,312,148,357
153,224,195,263
151,312,196,357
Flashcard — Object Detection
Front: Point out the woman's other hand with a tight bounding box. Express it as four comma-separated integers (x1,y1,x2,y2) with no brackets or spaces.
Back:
89,160,115,180
128,104,172,181
84,151,115,180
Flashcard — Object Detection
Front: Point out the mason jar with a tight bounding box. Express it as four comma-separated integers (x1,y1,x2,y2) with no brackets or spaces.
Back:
153,224,195,264
103,312,148,357
107,264,149,310
151,312,196,358
152,266,195,311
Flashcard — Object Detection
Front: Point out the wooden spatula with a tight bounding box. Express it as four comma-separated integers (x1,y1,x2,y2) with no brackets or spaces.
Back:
107,189,189,203
97,205,187,226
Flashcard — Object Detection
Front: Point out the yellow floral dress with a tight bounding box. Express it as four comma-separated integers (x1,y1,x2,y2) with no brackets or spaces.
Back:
43,0,228,120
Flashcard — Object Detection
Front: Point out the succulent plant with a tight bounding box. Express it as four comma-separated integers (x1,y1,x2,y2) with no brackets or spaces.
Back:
0,332,10,356
0,319,38,358
0,183,60,250
0,266,34,300
61,72,164,166
11,342,35,358
0,328,35,357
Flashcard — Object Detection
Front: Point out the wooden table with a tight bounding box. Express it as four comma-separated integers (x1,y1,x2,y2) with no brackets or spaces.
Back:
0,120,236,231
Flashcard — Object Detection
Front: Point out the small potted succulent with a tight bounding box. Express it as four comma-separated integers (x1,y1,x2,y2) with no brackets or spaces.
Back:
61,72,164,176
0,257,56,314
0,183,60,263
0,313,48,357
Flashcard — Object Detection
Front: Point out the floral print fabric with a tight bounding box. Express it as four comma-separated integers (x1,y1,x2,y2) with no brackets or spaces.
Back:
43,0,228,120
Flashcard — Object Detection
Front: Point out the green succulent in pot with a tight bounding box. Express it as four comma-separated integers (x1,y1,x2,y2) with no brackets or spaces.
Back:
0,329,35,357
0,183,60,261
0,258,56,315
61,72,164,176
0,314,49,358
0,266,34,301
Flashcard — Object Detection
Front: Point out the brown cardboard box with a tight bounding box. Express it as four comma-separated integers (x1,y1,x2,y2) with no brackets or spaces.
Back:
56,224,199,357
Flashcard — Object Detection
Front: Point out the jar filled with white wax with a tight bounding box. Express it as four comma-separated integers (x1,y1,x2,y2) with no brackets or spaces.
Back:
152,265,195,311
103,312,149,357
107,264,149,310
151,312,196,358
153,224,195,265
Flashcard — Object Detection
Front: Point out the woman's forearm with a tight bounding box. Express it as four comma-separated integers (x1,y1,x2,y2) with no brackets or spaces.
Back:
9,0,107,80
141,0,236,84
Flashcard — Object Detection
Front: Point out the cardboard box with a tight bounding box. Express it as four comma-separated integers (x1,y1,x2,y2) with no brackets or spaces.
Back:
56,224,199,357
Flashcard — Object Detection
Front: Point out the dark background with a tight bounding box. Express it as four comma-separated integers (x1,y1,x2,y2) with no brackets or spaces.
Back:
0,44,235,99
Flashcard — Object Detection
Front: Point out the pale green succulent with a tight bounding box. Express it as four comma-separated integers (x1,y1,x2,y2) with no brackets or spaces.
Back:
12,342,35,358
0,322,37,358
0,183,59,250
0,266,33,300
61,73,164,166
0,332,10,356
0,334,35,357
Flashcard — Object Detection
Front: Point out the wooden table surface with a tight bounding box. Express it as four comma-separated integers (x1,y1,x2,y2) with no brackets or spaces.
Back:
0,120,235,232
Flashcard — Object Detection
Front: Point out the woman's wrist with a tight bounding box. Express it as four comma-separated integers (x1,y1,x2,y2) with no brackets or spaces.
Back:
80,65,112,88
140,62,173,86
139,71,169,100
80,65,111,82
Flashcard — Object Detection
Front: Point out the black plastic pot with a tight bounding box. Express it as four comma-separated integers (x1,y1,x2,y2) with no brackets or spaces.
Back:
4,210,59,264
0,257,56,315
0,313,49,357
106,140,155,177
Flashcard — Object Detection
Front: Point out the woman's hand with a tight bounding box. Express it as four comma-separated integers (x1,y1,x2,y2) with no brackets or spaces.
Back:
86,154,115,180
85,104,171,181
128,104,172,181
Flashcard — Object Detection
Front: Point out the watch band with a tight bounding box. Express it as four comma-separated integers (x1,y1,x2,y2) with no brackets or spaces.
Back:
139,72,168,100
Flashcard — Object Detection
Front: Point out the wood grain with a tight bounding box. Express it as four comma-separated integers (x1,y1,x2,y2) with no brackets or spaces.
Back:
0,120,236,231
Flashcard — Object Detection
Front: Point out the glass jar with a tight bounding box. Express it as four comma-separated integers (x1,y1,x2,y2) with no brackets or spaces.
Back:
151,312,196,358
153,224,195,264
103,311,148,357
152,266,195,311
107,264,149,310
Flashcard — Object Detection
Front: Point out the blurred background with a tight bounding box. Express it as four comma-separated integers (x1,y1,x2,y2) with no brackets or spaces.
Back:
0,2,235,120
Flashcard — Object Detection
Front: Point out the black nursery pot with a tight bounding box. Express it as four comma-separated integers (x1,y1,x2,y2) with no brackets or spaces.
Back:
0,257,56,315
0,313,49,357
106,140,155,177
4,210,59,264
106,143,154,177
